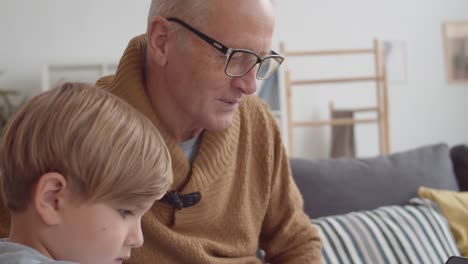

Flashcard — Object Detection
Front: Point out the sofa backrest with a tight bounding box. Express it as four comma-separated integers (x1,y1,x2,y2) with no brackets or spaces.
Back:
290,143,459,218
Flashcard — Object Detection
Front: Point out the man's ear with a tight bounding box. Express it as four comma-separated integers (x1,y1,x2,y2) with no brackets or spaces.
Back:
147,16,171,66
33,172,68,226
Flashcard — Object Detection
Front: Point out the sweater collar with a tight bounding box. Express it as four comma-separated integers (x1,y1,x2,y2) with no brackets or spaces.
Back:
96,34,241,192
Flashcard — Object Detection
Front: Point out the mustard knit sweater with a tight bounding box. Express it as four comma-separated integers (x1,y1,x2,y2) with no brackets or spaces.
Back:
0,35,323,264
102,34,324,263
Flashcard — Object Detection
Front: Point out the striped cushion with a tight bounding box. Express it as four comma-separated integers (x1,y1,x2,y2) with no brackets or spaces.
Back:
312,198,460,264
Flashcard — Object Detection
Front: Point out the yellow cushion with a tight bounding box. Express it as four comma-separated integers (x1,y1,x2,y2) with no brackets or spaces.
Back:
418,186,468,256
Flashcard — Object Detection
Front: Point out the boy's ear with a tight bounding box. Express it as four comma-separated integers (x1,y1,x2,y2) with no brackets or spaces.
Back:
147,16,171,67
33,172,68,226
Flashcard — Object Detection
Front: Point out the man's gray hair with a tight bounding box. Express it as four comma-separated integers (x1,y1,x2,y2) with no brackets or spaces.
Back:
147,0,211,30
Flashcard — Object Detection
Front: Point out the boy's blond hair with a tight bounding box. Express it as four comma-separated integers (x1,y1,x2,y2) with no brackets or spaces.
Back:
0,82,172,212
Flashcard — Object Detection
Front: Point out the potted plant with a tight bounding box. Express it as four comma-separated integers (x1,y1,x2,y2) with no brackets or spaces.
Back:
0,89,26,132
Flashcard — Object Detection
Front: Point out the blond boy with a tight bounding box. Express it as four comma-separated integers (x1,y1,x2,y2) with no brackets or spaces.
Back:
0,82,173,264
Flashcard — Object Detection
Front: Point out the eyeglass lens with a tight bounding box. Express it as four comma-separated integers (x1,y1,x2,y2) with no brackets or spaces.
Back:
225,51,282,79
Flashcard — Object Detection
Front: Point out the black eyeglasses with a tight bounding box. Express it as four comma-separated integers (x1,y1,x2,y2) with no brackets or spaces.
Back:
167,17,284,80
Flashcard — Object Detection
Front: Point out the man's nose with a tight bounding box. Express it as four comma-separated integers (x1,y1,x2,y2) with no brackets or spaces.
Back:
231,66,258,95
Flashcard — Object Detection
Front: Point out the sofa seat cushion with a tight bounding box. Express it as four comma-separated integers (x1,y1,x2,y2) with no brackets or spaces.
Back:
312,198,460,264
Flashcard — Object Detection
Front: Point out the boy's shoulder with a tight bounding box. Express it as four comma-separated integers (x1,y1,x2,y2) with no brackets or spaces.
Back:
0,239,76,264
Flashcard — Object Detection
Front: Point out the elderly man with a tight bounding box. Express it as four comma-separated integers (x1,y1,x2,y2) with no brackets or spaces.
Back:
97,0,322,263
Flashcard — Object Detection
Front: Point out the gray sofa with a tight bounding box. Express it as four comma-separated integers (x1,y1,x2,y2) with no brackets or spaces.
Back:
290,143,461,218
289,143,467,263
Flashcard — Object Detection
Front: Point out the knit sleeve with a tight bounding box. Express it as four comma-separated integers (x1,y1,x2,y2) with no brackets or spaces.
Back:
258,104,323,264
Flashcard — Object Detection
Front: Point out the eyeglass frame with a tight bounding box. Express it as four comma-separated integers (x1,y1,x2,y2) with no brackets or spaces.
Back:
166,17,284,80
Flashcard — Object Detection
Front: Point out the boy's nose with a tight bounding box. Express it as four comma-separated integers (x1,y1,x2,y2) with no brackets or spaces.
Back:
125,222,144,248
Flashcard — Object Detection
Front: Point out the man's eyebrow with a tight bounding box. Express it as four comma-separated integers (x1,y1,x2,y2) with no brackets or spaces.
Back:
259,49,273,57
236,49,269,57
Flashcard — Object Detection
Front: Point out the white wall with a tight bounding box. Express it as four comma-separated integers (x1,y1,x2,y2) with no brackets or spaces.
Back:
0,0,467,159
0,0,151,94
275,0,468,158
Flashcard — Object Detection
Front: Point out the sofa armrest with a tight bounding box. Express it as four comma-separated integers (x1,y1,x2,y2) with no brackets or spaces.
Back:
450,144,468,191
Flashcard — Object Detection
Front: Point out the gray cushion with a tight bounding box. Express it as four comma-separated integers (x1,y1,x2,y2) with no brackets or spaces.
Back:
290,143,459,218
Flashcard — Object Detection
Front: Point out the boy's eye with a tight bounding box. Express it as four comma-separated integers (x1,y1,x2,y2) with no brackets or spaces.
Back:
118,209,134,218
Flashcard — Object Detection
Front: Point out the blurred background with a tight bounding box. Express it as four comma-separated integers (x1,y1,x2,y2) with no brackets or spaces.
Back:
1,0,467,159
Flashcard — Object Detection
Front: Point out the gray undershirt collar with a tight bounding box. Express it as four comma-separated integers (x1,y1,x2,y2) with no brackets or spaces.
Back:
179,132,202,164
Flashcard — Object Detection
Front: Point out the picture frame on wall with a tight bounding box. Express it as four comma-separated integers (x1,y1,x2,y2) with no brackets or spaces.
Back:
443,21,468,84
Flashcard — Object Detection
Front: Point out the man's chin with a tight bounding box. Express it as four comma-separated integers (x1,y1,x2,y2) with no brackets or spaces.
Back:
206,116,235,131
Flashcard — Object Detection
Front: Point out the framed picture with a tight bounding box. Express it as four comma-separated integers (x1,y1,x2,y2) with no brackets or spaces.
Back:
443,21,468,84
